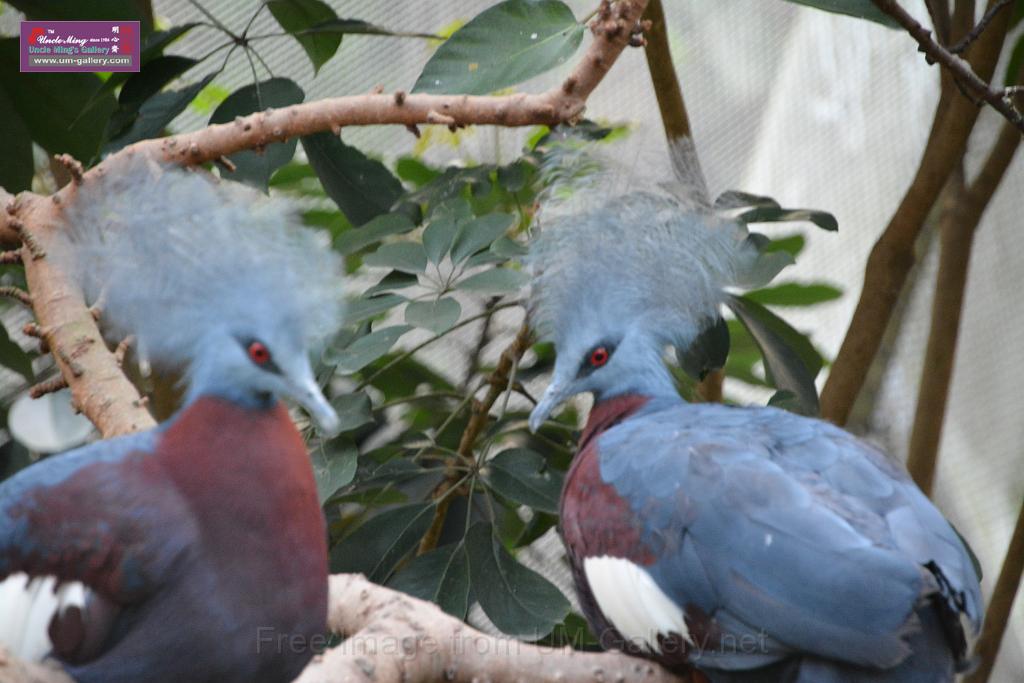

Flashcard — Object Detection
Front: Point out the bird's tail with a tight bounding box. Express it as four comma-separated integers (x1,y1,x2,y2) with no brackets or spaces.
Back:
0,573,86,661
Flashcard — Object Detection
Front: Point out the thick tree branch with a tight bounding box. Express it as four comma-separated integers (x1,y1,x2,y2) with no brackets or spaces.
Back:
820,0,1012,424
871,0,1023,131
2,573,685,683
963,500,1024,683
906,116,1021,494
301,574,685,683
4,186,156,437
128,0,649,168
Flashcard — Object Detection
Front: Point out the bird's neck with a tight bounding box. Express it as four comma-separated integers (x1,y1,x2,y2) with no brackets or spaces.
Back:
182,355,276,413
579,393,655,453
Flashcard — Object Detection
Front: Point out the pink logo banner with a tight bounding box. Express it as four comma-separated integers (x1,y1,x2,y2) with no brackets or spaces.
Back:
20,20,140,73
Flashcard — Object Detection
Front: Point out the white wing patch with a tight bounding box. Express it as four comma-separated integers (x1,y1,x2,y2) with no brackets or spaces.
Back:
583,555,691,653
0,573,87,661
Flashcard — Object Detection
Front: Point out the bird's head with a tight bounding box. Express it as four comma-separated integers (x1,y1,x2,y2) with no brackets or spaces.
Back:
59,155,346,435
526,145,766,433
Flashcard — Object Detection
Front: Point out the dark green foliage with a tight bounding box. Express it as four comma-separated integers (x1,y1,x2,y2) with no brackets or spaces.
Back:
465,523,570,639
0,39,116,188
780,0,899,27
267,0,341,74
301,132,405,226
413,0,584,95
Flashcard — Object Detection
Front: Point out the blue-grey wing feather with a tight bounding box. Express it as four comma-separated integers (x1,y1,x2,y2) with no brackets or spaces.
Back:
598,401,980,671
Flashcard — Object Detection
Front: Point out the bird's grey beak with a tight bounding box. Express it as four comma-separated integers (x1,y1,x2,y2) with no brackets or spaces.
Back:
529,380,570,433
290,364,341,437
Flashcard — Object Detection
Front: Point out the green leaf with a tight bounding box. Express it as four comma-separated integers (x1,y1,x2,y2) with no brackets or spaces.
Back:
781,0,899,27
301,132,404,226
268,0,341,74
727,295,822,416
405,298,462,334
365,270,420,296
0,324,33,384
451,213,516,263
270,161,319,186
0,79,32,192
490,236,528,258
423,216,460,264
466,522,570,639
0,39,117,188
118,56,197,109
396,157,441,186
209,78,305,191
331,391,374,432
746,282,842,307
386,541,471,619
105,73,215,153
335,212,416,254
302,18,438,40
483,448,563,514
744,248,796,288
497,160,530,192
312,444,358,503
413,0,584,95
458,268,528,294
768,390,805,413
347,293,407,324
714,190,781,210
364,242,427,274
328,325,412,373
331,502,436,582
764,233,806,258
677,317,729,381
738,205,838,232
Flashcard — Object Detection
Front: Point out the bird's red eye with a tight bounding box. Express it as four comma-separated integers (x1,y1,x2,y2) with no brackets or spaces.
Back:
589,347,609,368
248,341,271,365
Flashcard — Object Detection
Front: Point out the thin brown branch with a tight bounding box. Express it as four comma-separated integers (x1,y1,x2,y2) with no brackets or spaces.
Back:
820,0,1012,424
906,116,1021,494
871,0,1024,131
641,0,690,140
640,0,709,205
418,323,534,555
950,0,1013,53
963,500,1024,683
